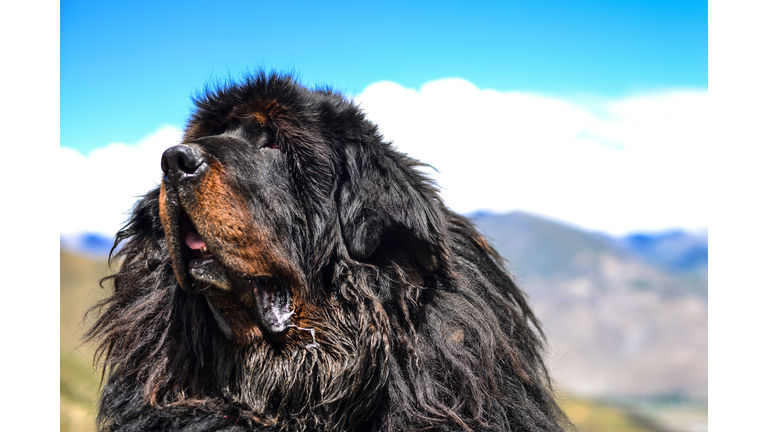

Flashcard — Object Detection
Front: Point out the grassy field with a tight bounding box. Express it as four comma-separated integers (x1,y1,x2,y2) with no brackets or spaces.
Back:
559,397,666,432
60,248,665,432
60,249,109,432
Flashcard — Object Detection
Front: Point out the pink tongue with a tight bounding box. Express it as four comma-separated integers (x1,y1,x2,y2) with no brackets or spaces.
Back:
185,232,207,250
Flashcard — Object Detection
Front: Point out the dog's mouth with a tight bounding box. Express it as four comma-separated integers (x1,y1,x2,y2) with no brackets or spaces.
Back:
166,204,295,339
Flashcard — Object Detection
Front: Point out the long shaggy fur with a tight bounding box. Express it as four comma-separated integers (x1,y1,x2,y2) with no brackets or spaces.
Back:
86,71,570,432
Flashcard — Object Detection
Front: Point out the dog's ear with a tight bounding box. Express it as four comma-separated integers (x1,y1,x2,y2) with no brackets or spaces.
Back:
337,146,448,272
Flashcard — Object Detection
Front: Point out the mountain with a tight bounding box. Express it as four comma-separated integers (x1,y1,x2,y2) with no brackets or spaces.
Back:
618,229,708,274
469,211,708,399
60,233,115,258
469,211,618,280
469,211,707,297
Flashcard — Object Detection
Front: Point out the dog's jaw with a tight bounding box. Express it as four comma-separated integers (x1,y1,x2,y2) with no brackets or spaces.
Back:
158,154,304,344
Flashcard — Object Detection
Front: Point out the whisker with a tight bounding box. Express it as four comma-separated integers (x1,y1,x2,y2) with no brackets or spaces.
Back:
287,324,319,349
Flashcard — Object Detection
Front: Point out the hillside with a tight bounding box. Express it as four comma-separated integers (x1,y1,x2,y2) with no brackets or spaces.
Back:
60,250,110,432
471,211,708,399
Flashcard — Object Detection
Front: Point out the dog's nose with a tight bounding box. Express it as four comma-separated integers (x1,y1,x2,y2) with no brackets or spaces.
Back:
162,145,205,182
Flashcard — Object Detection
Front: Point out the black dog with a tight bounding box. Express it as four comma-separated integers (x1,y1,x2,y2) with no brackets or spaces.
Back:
87,71,569,431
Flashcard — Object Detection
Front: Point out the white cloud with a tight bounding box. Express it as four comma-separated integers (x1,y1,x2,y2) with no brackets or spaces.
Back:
60,125,182,237
60,81,709,238
355,80,709,235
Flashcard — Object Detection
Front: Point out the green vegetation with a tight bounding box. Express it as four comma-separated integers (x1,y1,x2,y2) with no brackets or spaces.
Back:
560,397,660,432
61,349,99,432
60,249,109,432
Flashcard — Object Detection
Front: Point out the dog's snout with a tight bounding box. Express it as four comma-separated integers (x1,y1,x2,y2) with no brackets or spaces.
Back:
162,144,206,182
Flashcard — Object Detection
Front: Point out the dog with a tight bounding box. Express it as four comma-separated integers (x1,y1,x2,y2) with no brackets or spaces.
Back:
87,71,569,431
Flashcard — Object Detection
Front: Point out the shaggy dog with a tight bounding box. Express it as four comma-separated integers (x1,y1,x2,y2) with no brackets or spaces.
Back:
87,72,569,431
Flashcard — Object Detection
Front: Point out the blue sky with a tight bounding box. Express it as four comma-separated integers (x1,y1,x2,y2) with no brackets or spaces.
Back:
62,0,707,153
59,0,711,236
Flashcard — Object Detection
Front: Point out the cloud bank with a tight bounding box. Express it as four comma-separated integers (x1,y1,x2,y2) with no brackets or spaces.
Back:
60,125,182,237
60,79,708,237
356,79,708,235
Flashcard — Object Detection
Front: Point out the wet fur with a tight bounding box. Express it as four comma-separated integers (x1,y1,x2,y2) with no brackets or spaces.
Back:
86,71,569,431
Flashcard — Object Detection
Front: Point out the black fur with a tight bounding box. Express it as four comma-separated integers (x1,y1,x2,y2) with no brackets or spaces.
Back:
86,71,570,432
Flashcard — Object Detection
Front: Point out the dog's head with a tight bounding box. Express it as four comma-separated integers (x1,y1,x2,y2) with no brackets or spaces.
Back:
91,72,568,432
158,73,447,346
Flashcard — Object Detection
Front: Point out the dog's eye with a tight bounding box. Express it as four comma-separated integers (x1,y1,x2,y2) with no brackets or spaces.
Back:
264,141,283,151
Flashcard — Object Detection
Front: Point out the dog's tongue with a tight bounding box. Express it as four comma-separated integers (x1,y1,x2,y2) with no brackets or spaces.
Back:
185,231,207,250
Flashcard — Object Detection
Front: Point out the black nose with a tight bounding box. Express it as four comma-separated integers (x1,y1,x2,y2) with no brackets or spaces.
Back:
161,144,205,183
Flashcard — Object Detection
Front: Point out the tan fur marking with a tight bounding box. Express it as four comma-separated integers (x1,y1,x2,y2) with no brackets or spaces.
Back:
190,161,299,284
444,327,465,345
474,236,493,253
251,112,267,126
159,182,187,289
179,160,307,345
